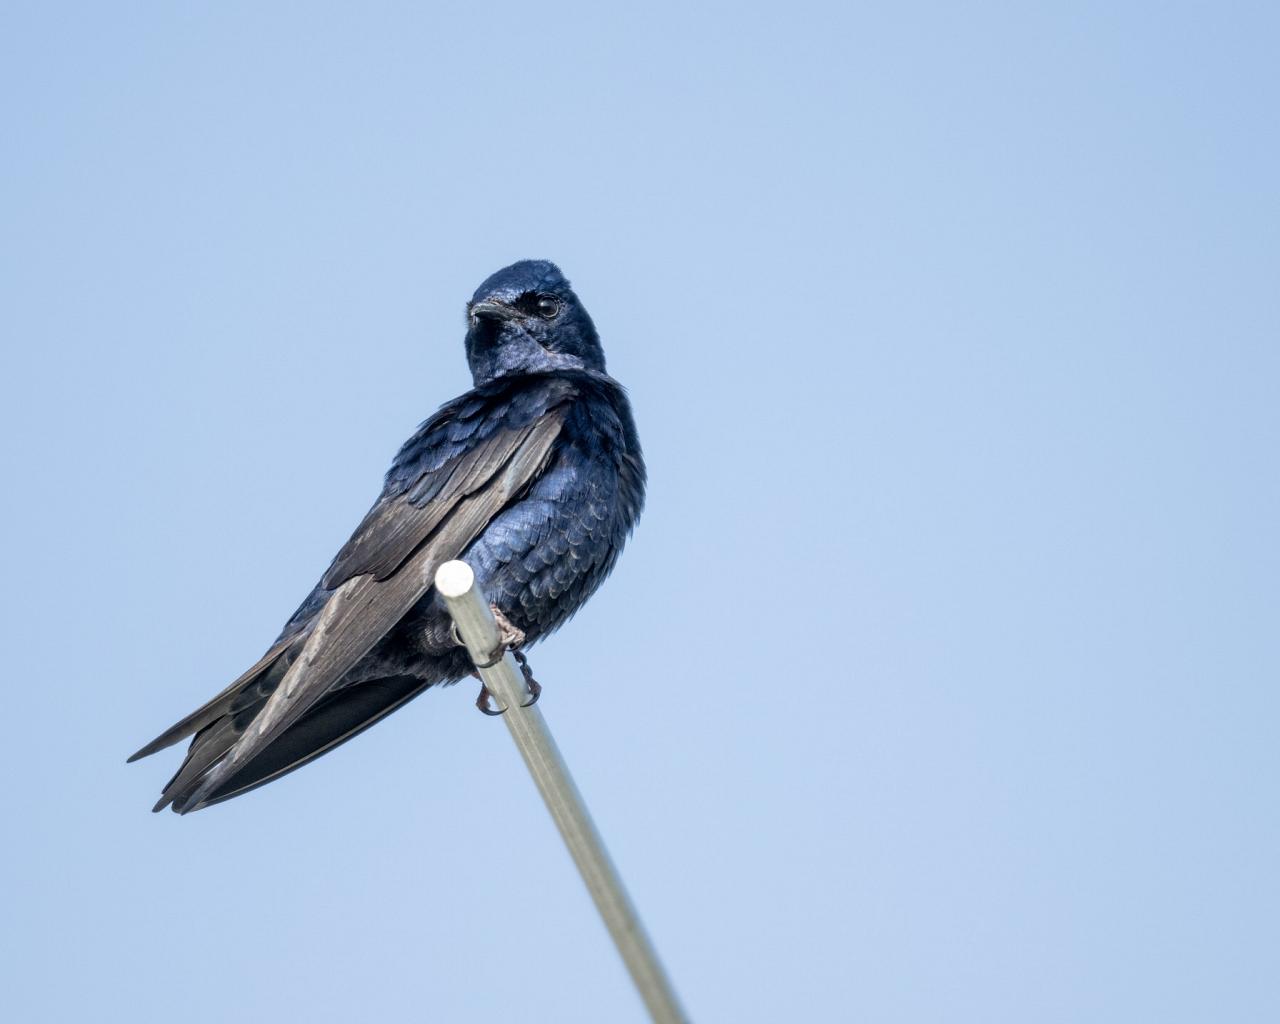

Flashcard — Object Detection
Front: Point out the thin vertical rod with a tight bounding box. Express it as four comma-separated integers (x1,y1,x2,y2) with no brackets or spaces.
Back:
434,560,688,1024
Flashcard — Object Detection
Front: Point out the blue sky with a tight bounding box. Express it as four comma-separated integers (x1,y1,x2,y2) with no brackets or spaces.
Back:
2,3,1277,1021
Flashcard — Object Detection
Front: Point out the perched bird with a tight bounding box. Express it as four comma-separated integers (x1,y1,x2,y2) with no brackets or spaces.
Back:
130,260,645,813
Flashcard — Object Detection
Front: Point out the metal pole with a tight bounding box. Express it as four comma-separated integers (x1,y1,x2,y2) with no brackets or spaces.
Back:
434,560,688,1024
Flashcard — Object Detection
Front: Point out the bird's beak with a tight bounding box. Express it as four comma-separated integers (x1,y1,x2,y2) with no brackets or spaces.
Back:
469,300,519,323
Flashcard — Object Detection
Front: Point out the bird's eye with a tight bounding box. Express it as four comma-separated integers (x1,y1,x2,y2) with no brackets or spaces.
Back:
536,295,561,318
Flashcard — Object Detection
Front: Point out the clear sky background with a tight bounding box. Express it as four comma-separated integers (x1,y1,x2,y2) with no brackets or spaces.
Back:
2,3,1277,1021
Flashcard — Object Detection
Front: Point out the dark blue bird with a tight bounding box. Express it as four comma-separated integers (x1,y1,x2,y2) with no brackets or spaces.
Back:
130,260,645,813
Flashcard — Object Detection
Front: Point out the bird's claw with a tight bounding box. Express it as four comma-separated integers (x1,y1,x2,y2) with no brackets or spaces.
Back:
475,684,505,716
473,651,542,716
513,649,542,708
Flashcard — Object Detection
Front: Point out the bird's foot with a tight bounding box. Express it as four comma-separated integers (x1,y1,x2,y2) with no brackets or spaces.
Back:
470,607,534,715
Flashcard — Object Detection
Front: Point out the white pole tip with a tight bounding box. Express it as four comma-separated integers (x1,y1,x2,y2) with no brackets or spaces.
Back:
434,560,475,598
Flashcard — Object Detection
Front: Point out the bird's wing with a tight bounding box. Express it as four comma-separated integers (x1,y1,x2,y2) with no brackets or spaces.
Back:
127,635,295,763
173,405,566,811
320,424,534,586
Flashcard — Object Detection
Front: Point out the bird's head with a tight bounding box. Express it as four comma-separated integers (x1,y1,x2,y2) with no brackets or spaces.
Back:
464,260,605,385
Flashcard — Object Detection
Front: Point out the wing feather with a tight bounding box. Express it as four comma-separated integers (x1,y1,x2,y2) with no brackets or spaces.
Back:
321,401,563,587
177,408,565,811
126,636,294,762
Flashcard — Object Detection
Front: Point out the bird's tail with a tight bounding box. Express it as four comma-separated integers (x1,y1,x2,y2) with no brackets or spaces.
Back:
165,675,432,812
130,639,434,812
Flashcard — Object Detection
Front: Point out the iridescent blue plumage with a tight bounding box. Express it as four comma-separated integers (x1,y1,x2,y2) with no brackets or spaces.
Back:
130,261,644,812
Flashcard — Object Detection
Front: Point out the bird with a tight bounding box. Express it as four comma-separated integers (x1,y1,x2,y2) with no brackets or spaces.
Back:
129,260,645,814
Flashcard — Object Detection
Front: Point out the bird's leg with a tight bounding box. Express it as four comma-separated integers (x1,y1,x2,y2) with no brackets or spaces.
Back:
474,604,524,667
469,605,528,715
451,604,525,666
491,605,526,651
